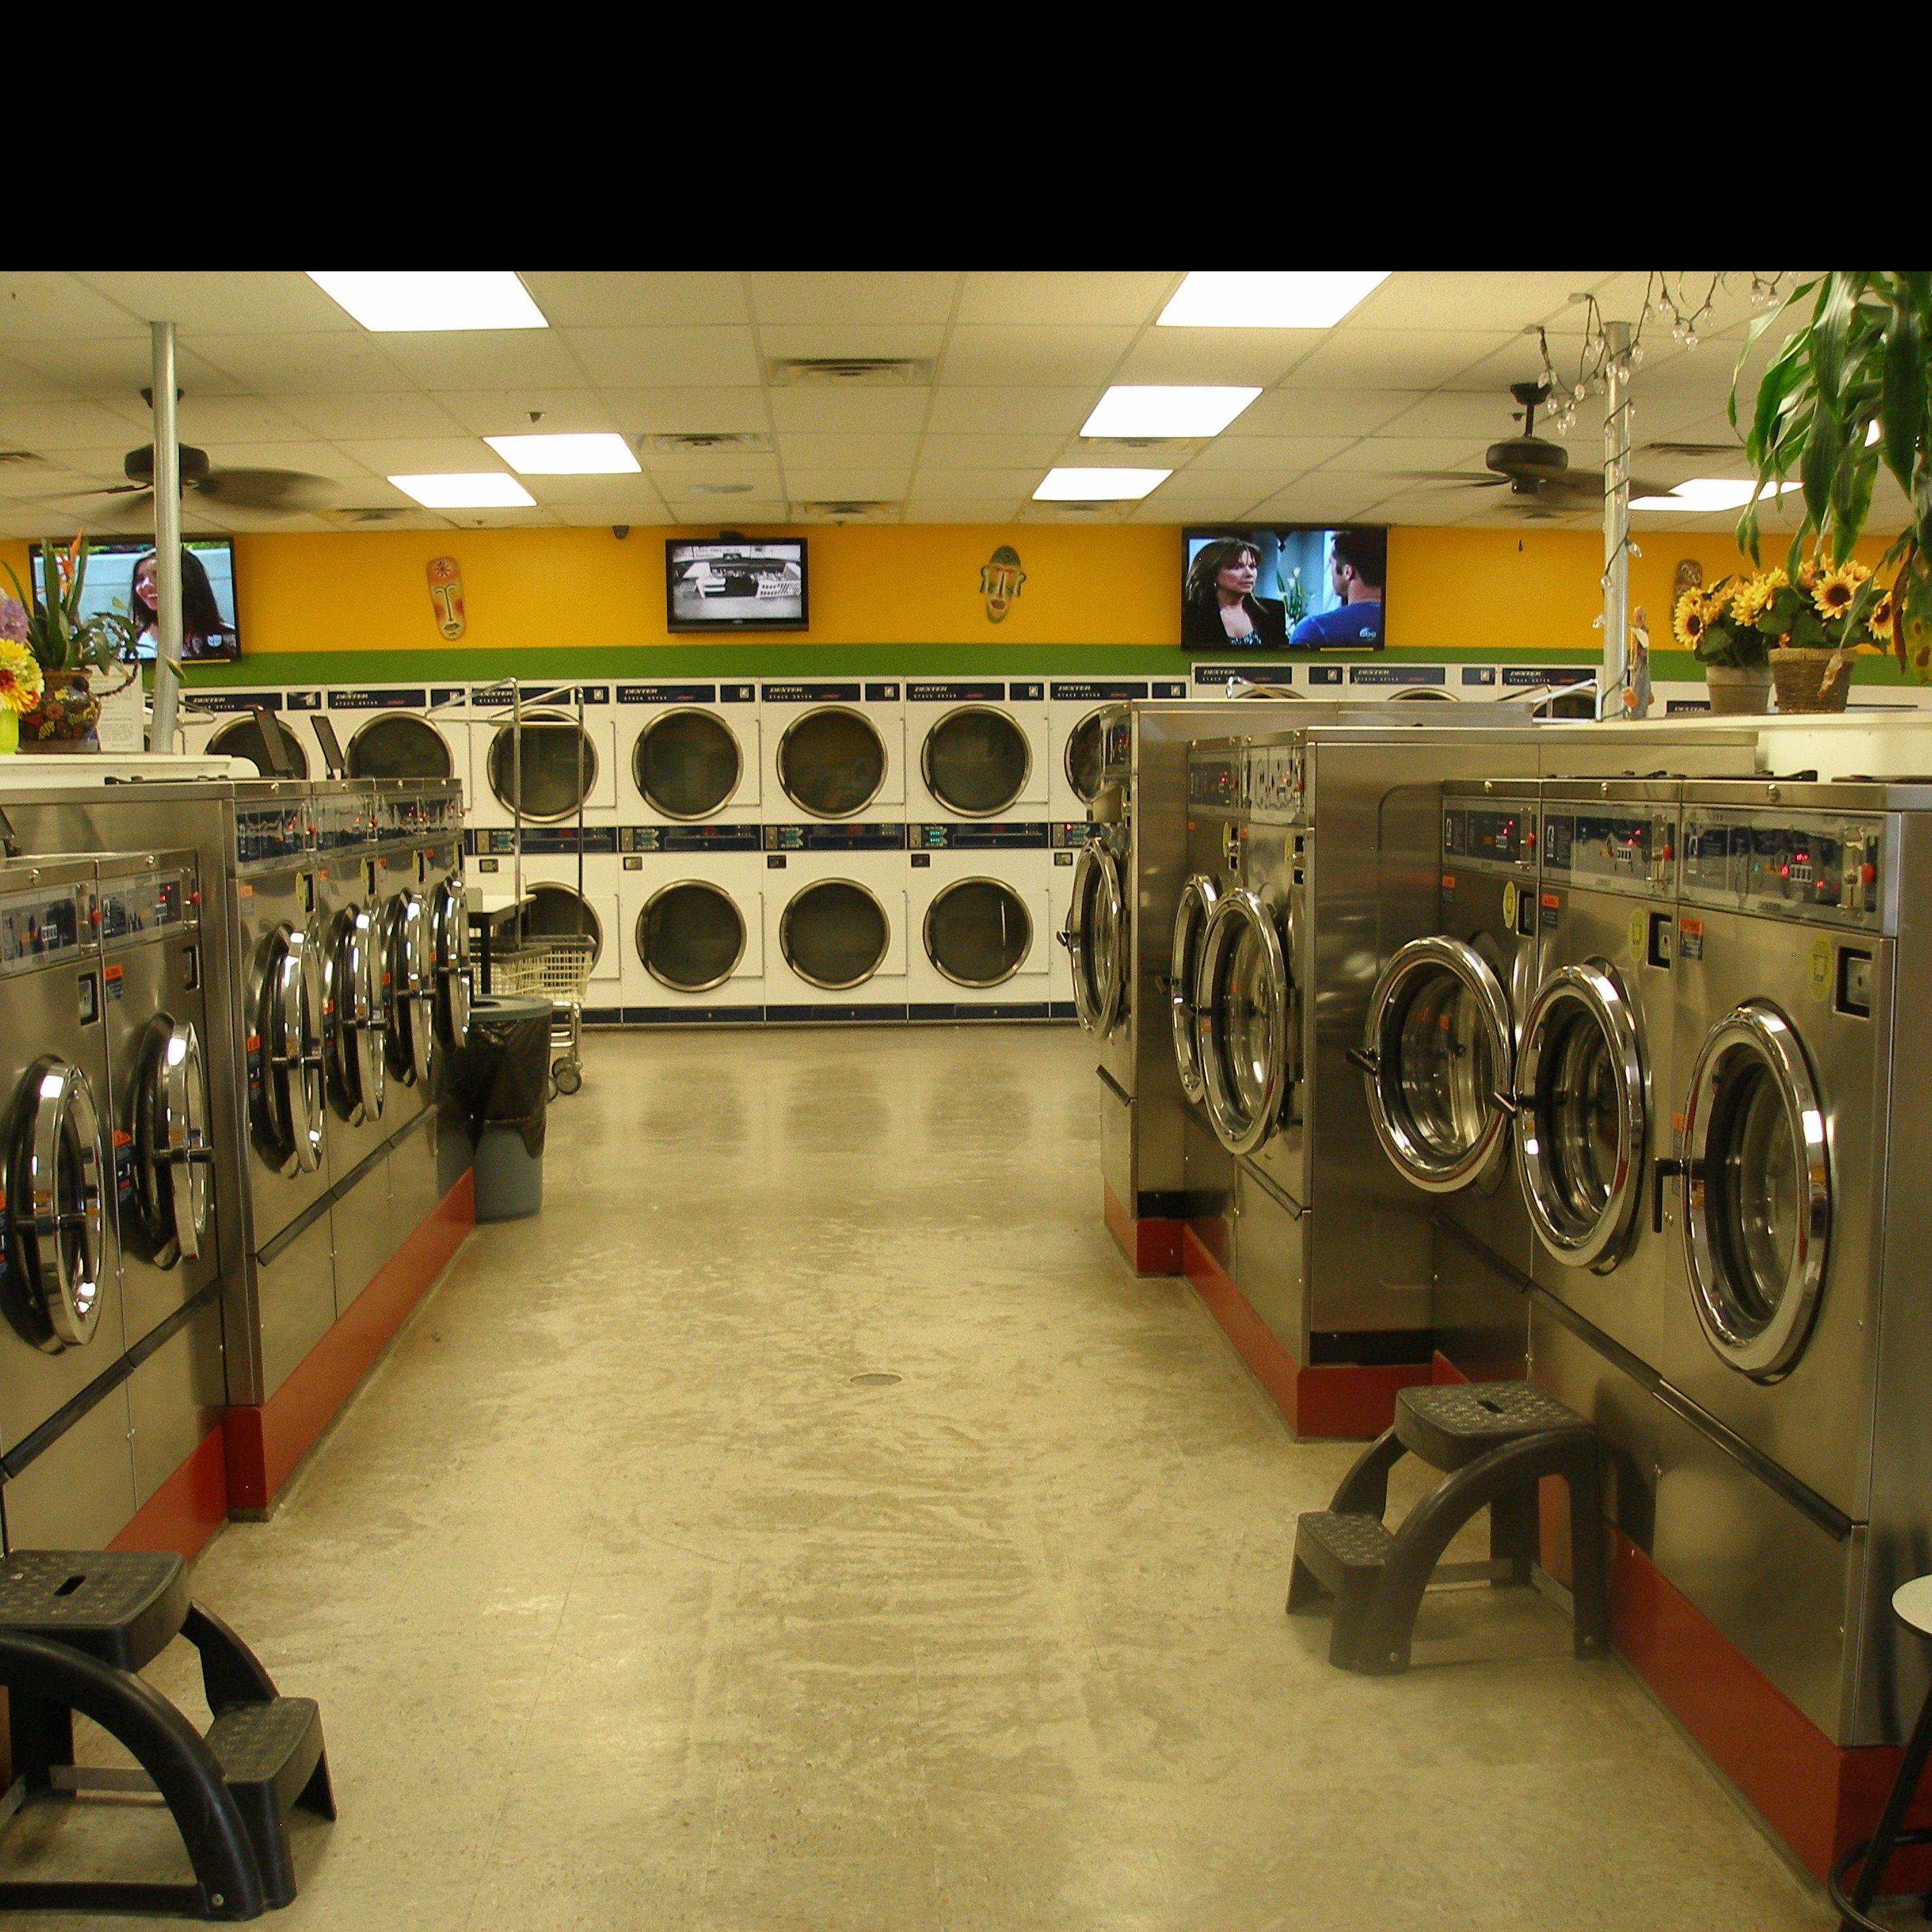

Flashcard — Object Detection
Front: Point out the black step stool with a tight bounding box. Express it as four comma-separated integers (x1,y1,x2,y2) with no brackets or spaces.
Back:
1288,1383,1611,1675
0,1550,334,1920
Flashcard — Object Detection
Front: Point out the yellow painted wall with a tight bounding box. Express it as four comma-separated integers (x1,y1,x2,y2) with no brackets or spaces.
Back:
0,522,1901,655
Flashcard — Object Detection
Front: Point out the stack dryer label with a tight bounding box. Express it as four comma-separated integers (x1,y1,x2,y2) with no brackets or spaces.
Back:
328,689,425,709
1194,663,1292,687
762,682,860,702
908,682,1005,702
618,684,716,704
1049,681,1147,700
1349,664,1445,685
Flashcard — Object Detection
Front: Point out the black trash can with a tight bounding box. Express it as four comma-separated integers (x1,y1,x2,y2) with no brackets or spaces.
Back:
455,994,552,1221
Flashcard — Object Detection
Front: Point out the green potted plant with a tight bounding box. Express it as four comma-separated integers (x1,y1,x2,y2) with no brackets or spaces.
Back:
1733,270,1930,695
1674,573,1773,713
0,533,140,750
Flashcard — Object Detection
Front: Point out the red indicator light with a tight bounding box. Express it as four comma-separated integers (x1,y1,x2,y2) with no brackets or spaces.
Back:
1779,865,1790,878
1861,863,1877,884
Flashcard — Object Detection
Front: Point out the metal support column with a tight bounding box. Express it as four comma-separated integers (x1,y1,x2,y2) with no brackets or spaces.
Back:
147,322,185,753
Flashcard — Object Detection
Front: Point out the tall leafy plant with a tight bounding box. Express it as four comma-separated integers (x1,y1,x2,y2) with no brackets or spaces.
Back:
0,534,141,675
1732,271,1932,675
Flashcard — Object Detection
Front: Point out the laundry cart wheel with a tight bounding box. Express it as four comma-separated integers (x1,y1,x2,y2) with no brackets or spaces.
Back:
552,1060,583,1096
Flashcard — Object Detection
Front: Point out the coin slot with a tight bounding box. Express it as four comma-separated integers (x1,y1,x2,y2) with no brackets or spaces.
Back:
1647,912,1674,969
1836,946,1873,1020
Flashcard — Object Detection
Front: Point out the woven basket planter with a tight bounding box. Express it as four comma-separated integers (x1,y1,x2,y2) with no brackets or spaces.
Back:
1770,646,1855,714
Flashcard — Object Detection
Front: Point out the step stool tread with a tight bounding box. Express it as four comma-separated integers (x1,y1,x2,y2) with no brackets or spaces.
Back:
1397,1384,1589,1467
0,1552,188,1670
1298,1511,1395,1572
206,1699,320,1793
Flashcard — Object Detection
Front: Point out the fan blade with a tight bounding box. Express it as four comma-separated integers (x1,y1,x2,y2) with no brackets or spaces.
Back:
1387,472,1510,488
193,467,338,513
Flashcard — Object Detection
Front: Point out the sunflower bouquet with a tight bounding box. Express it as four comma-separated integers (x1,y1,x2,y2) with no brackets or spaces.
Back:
1675,558,1893,710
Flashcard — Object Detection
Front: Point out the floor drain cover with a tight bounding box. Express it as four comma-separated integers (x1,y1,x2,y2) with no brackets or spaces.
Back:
850,1372,902,1387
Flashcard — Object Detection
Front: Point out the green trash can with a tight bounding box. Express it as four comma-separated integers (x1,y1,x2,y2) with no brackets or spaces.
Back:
456,994,552,1221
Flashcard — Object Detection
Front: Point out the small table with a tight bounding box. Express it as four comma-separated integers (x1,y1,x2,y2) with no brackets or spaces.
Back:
466,889,530,997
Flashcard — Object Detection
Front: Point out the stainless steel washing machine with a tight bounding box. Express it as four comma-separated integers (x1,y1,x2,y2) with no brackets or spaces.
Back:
94,849,226,1523
1648,777,1932,1745
0,856,137,1549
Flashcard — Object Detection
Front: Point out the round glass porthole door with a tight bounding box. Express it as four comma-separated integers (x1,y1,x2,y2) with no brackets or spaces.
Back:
1360,937,1513,1192
430,880,471,1048
925,878,1030,988
777,708,886,819
4,1056,107,1349
1064,708,1107,805
1063,840,1125,1035
254,923,325,1176
1515,963,1644,1272
636,882,745,993
1389,688,1456,703
348,714,453,781
385,892,436,1087
520,884,602,967
781,881,889,990
1679,1002,1830,1380
1170,873,1220,1102
1195,891,1293,1157
132,1016,214,1268
634,709,743,821
922,707,1030,818
210,715,309,778
488,712,596,822
325,906,387,1125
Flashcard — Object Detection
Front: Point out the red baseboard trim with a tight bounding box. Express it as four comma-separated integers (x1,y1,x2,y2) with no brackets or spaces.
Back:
109,1424,228,1564
225,1169,475,1513
1102,1183,1182,1277
1179,1226,1430,1439
1431,1351,1471,1386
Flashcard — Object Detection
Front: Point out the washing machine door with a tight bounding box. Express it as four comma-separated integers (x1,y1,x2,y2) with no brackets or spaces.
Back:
385,892,436,1086
1170,872,1220,1104
5,1056,107,1348
1194,889,1295,1158
1062,838,1125,1035
325,906,387,1123
777,708,886,819
1678,1001,1830,1381
132,1017,214,1267
1515,962,1646,1273
1359,936,1514,1193
429,879,471,1047
488,710,596,823
255,923,326,1175
921,706,1030,818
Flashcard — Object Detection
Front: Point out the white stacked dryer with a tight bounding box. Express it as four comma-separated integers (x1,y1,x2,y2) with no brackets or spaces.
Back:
762,824,909,1024
177,689,326,778
906,823,1054,1022
617,677,762,828
324,682,473,793
762,678,905,826
619,824,768,1024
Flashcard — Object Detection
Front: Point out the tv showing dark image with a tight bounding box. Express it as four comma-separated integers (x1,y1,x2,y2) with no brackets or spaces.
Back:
1182,526,1386,651
31,536,239,662
665,539,808,632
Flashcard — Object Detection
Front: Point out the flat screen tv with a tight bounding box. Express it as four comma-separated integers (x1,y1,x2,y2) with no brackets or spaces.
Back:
1182,525,1387,651
665,539,808,632
30,536,239,662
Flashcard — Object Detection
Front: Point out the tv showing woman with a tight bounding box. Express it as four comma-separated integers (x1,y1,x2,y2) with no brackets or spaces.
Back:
1181,538,1288,649
131,549,237,661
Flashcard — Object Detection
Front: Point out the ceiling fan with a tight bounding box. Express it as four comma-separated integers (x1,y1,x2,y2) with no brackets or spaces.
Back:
64,441,342,518
1399,381,1674,512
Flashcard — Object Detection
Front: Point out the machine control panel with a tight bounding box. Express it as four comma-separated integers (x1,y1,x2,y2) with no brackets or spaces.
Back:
233,800,312,869
1187,751,1243,812
1680,807,1887,927
1539,810,1676,896
619,824,762,854
313,792,375,854
907,823,1050,851
0,884,90,974
98,870,191,946
1243,741,1305,824
762,824,909,852
1440,801,1537,874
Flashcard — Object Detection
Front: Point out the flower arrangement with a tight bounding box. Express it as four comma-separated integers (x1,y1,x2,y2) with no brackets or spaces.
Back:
1674,559,1892,666
0,637,45,716
0,533,142,674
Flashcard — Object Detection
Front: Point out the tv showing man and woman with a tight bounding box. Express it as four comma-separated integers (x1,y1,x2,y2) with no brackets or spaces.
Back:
1182,526,1385,650
31,537,239,661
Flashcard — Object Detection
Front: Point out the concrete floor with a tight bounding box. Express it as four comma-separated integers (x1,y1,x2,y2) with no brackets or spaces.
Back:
0,1026,1851,1929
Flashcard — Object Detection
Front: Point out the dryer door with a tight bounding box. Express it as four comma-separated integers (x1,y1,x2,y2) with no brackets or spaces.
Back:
1194,889,1294,1159
1062,838,1125,1035
921,706,1030,817
1360,936,1513,1194
349,713,453,780
1678,1001,1830,1381
5,1056,107,1347
777,708,886,819
634,708,745,821
133,1016,214,1267
1170,872,1220,1104
1515,962,1646,1273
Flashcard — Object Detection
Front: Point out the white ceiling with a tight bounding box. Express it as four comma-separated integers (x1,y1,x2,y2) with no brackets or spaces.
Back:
0,269,1885,539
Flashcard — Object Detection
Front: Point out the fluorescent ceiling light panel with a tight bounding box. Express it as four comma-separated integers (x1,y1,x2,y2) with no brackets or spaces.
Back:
308,271,547,332
484,432,640,475
1034,467,1171,501
1629,478,1802,513
388,472,535,509
1081,385,1261,439
1157,271,1390,330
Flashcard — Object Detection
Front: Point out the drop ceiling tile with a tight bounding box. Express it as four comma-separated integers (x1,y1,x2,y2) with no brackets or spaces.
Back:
668,498,787,522
757,326,947,362
598,389,771,436
374,331,589,389
1151,472,1312,505
748,272,961,326
1245,480,1391,522
1182,435,1353,474
427,390,618,436
518,271,750,327
1110,329,1319,387
1227,389,1424,438
938,326,1136,387
1327,436,1488,474
922,388,1094,436
190,440,374,481
902,501,1026,523
908,469,1047,503
565,327,760,388
75,271,355,334
331,436,498,471
170,395,313,442
1,337,246,398
1132,489,1272,521
773,433,919,467
1378,391,1551,438
956,271,1177,327
780,468,912,500
268,392,467,440
0,275,149,341
766,389,931,434
916,433,1066,471
1349,273,1594,333
192,333,415,393
519,474,670,508
0,400,166,450
640,451,781,484
1285,329,1511,391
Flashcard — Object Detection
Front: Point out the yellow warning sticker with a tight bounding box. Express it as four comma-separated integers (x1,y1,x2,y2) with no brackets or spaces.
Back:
1629,909,1645,961
1809,935,1832,1003
1501,881,1518,927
